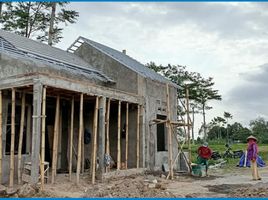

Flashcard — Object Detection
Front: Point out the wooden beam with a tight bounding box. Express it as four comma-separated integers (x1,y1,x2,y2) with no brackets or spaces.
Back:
125,103,129,169
69,97,74,181
81,118,84,174
9,88,15,187
117,101,121,170
92,97,99,184
40,87,46,189
105,99,110,173
18,92,26,184
76,93,83,184
0,91,2,184
136,105,140,168
51,95,60,184
166,84,173,179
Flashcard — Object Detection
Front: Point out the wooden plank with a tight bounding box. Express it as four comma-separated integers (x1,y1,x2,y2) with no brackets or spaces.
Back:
76,93,83,184
9,88,15,187
166,84,173,179
51,95,60,184
18,92,26,184
117,101,121,170
105,98,110,173
0,91,2,184
136,105,140,168
125,103,129,169
92,97,99,184
40,87,46,190
69,97,74,181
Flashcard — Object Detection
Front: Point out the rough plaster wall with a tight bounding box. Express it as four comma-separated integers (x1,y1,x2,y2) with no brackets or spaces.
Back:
142,78,178,170
0,53,105,86
75,44,138,94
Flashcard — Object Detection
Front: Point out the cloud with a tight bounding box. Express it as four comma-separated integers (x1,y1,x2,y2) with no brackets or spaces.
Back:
54,2,268,130
225,64,268,125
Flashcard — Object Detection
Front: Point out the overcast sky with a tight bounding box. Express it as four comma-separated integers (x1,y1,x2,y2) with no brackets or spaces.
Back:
57,2,268,135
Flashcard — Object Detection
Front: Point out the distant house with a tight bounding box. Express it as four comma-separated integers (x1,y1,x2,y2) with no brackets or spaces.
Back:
0,30,178,185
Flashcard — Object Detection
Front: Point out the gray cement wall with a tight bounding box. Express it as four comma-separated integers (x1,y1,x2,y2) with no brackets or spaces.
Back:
141,77,178,171
75,44,138,94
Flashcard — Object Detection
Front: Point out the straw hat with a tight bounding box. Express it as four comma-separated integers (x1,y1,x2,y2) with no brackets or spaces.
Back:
247,135,257,141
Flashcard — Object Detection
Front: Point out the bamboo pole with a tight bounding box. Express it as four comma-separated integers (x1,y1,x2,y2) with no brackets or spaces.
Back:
92,97,99,184
81,119,84,174
117,101,121,170
9,89,15,187
136,105,140,168
40,87,46,189
166,84,173,179
51,95,60,184
186,87,192,168
125,103,129,169
76,93,83,184
0,91,2,184
18,92,26,185
69,97,74,181
105,98,110,172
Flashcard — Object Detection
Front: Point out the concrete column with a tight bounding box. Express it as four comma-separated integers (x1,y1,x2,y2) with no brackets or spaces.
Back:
140,105,145,168
2,93,8,156
97,96,106,180
31,81,43,184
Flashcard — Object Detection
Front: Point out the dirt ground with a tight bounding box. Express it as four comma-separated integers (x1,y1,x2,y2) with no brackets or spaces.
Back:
2,166,268,197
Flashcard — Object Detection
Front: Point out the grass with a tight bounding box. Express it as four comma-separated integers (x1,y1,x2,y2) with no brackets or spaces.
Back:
188,142,267,168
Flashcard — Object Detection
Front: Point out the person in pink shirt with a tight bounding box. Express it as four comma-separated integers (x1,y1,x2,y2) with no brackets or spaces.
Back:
247,135,261,180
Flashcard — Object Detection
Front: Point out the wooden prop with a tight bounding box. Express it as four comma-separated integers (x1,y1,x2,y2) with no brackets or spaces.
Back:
117,101,121,170
9,89,15,187
136,105,140,168
18,92,26,184
40,87,46,189
105,99,110,172
76,93,83,184
51,95,60,184
125,103,129,169
0,91,2,184
92,96,99,184
69,97,74,181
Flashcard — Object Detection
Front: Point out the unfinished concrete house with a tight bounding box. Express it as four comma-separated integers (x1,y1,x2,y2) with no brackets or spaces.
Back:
0,29,179,187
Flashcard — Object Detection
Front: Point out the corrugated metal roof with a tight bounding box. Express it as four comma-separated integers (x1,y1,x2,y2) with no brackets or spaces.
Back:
78,36,178,88
0,30,114,83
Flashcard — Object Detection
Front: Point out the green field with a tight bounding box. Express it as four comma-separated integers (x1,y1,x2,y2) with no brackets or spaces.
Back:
189,141,268,167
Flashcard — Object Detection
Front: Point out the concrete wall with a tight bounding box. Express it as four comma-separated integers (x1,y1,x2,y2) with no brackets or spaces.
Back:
141,77,178,171
74,44,178,170
75,44,138,94
0,53,105,86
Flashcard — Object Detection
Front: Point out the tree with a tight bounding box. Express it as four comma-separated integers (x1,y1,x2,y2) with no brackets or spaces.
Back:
146,62,222,141
1,2,79,45
249,117,268,143
229,122,251,142
223,111,233,144
209,116,226,140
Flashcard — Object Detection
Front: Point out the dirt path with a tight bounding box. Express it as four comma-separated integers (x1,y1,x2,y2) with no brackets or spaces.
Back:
3,166,268,197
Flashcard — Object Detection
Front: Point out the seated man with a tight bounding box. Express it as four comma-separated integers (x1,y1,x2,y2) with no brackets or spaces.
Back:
197,142,212,176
